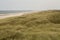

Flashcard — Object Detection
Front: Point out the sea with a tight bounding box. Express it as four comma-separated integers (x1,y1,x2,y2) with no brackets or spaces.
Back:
0,10,32,14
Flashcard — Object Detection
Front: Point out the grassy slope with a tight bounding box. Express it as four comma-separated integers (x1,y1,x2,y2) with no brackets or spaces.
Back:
0,10,60,40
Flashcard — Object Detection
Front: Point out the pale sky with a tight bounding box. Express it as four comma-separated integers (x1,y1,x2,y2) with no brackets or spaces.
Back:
0,0,60,10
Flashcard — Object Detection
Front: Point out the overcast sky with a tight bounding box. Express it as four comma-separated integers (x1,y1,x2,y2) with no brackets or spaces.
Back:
0,0,60,10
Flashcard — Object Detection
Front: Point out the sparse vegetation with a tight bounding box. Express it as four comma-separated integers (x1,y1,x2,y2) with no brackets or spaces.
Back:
0,10,60,40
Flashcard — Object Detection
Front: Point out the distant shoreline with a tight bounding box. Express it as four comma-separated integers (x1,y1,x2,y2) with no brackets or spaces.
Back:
0,11,38,19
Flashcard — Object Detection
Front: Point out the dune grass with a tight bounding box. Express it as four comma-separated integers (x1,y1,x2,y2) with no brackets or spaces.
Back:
0,10,60,40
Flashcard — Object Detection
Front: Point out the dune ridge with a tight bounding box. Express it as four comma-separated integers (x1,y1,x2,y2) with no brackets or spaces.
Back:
0,10,60,40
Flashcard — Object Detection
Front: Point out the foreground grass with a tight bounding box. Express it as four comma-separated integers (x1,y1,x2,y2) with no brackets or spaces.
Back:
0,10,60,40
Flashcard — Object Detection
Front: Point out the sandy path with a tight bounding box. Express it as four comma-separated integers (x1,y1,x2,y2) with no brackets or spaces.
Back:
0,11,38,19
